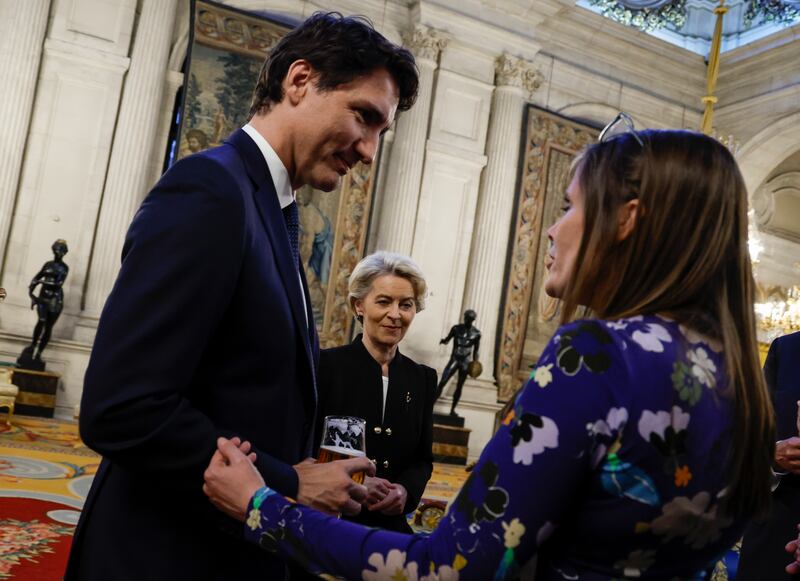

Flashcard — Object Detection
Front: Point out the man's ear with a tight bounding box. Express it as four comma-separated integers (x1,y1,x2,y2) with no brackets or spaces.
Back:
616,199,640,241
283,59,314,106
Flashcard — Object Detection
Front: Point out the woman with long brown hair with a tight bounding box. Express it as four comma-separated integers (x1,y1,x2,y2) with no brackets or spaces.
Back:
203,125,774,580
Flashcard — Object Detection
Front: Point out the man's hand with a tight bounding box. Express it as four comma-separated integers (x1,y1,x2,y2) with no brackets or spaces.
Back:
786,524,800,575
776,437,800,474
294,457,375,516
796,400,800,435
368,482,407,516
203,437,263,522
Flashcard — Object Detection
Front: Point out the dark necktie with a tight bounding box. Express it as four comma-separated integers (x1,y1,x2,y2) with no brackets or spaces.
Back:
283,201,299,268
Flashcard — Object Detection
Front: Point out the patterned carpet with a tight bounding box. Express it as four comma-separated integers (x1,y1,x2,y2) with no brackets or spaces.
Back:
0,417,738,579
0,415,98,580
409,462,469,531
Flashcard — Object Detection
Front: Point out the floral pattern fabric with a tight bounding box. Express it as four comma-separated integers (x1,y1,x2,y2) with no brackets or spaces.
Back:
243,316,743,580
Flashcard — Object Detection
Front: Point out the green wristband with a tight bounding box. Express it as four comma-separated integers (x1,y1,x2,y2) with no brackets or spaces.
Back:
252,486,271,510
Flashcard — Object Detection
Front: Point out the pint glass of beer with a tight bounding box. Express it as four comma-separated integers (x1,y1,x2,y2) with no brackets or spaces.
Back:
317,415,367,484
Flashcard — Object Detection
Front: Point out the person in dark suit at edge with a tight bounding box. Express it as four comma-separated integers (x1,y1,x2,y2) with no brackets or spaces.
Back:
739,330,800,580
65,12,419,580
316,251,437,534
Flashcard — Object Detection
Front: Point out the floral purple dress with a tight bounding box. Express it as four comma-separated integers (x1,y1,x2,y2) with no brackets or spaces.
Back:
243,316,744,580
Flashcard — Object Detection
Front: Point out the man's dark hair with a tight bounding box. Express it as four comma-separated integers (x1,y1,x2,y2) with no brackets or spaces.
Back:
249,12,418,117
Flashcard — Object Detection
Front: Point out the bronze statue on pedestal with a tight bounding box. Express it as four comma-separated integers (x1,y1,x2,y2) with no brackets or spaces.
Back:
18,239,69,371
436,309,481,417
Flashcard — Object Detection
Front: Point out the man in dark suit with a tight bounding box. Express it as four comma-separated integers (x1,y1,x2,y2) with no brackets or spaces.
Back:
65,12,419,580
739,330,800,580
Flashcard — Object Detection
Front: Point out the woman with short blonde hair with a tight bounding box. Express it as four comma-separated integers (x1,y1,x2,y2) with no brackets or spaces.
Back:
316,251,435,534
347,250,427,317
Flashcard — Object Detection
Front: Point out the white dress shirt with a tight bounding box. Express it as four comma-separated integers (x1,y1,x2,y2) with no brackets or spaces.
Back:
241,124,309,329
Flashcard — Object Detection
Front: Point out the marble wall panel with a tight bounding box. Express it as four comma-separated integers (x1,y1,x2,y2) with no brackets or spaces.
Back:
49,0,136,55
403,145,486,371
429,70,493,153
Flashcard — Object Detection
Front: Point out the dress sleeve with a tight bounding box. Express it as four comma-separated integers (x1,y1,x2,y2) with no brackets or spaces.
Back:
243,320,628,580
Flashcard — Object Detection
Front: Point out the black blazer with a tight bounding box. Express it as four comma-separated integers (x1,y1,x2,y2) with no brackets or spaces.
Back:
66,129,318,581
739,331,800,580
317,335,436,532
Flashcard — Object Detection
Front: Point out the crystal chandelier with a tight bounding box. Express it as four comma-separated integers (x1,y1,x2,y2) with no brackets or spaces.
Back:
754,286,800,342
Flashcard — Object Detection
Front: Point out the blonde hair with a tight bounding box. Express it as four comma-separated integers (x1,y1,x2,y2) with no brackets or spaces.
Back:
348,251,428,315
562,129,774,518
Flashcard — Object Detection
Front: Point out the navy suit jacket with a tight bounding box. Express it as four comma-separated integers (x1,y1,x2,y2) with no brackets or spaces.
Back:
66,129,318,580
766,331,800,442
739,331,800,580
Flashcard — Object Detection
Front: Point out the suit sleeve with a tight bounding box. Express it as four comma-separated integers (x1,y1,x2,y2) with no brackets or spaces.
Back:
394,365,436,513
763,337,779,396
312,350,334,456
79,155,298,496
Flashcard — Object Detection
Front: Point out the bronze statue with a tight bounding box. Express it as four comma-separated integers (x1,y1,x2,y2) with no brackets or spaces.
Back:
436,309,481,416
17,239,69,371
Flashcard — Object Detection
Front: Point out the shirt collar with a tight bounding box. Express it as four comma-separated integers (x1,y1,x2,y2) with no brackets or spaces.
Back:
242,123,294,209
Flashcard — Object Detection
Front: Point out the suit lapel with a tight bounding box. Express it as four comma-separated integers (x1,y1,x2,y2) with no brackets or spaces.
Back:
226,129,316,404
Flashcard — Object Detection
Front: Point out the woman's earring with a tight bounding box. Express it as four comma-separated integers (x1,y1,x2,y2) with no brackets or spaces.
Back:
356,313,364,323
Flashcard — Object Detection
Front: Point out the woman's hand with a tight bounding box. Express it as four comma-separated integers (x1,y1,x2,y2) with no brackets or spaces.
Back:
368,481,407,516
203,437,264,522
364,476,395,506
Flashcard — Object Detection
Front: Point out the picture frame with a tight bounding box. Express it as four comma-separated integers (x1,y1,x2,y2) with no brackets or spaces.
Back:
496,106,599,402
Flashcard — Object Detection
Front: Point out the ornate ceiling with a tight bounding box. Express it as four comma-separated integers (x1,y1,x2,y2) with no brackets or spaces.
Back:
579,0,800,54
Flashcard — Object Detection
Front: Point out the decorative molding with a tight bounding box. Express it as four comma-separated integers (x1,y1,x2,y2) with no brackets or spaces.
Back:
425,140,488,168
495,53,543,95
402,25,448,62
753,171,800,243
413,1,542,61
194,0,286,58
43,38,131,73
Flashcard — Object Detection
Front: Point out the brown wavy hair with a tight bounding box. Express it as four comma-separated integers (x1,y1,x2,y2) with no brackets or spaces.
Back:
561,129,774,518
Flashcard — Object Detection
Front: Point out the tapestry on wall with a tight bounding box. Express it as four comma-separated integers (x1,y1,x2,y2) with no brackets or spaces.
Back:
177,0,379,348
496,107,599,402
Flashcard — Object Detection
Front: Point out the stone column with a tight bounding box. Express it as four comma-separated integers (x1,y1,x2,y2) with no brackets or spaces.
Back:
148,69,185,186
0,0,51,265
375,26,447,255
462,54,541,381
80,0,178,325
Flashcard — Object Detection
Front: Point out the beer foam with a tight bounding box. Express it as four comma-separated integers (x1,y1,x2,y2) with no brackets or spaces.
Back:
326,417,364,437
319,445,366,458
